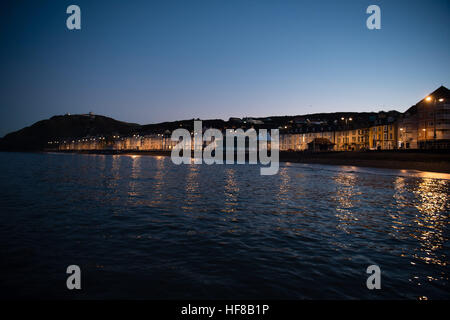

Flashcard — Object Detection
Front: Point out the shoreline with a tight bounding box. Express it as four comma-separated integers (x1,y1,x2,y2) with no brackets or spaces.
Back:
25,149,450,174
279,150,450,174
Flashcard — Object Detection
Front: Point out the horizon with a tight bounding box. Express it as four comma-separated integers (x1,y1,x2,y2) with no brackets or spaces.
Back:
1,0,449,136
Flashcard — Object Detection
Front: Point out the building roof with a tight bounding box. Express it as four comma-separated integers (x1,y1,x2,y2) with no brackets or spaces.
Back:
416,85,449,105
405,85,449,115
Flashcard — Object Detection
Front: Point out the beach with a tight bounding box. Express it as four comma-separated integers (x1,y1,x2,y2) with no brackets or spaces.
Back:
279,150,450,173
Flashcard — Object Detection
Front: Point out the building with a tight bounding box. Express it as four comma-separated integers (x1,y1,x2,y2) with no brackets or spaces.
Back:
369,123,397,150
397,107,419,149
308,138,334,151
416,86,450,149
335,129,368,151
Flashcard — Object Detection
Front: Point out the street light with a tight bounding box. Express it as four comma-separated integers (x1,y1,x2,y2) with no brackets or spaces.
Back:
341,117,352,125
340,117,353,149
424,96,444,143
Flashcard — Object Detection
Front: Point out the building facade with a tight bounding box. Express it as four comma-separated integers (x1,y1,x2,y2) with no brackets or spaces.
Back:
416,87,450,149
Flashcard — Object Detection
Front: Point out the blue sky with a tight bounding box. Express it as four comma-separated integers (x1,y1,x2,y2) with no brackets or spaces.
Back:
0,0,449,136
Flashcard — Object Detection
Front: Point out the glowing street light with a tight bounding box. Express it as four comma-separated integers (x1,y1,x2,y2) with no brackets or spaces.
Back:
340,117,353,149
341,117,353,126
424,95,442,141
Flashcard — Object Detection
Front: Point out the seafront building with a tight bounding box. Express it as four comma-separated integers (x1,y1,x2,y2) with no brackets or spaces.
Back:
56,86,450,152
416,89,450,149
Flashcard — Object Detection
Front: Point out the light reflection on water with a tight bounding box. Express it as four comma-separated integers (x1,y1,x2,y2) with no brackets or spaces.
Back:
149,156,166,207
412,179,447,267
0,153,448,299
393,176,449,289
127,155,141,199
183,164,200,213
277,167,291,204
223,168,238,213
333,172,360,234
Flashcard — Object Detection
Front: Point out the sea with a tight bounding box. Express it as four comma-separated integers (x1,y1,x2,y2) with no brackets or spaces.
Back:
0,152,448,299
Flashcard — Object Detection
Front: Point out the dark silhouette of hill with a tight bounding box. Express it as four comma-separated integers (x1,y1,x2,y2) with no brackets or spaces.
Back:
0,114,141,151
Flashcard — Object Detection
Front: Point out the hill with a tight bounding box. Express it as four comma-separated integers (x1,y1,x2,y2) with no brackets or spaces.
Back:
0,114,141,151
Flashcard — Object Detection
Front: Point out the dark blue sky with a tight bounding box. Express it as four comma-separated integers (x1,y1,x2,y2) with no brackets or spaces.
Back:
0,0,449,136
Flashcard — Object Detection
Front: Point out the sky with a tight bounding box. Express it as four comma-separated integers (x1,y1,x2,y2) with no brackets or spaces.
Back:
0,0,449,136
